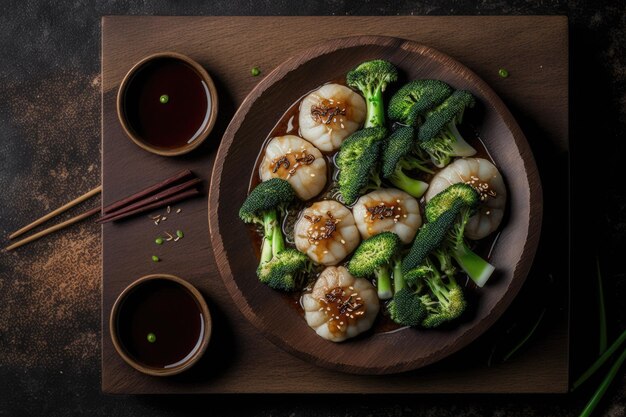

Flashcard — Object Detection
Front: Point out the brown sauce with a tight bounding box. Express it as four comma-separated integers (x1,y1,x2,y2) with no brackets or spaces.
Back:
121,57,211,149
246,80,503,333
115,279,205,368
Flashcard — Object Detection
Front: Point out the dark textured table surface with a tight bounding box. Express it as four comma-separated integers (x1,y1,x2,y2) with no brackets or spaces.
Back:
1,1,625,416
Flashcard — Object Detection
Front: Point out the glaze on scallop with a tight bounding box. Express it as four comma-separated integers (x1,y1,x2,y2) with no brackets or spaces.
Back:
352,188,422,244
302,266,379,342
425,157,506,240
259,135,327,201
299,84,366,152
294,200,360,265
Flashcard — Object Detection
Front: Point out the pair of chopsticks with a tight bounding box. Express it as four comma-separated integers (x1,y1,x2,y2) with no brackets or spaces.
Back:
5,170,201,251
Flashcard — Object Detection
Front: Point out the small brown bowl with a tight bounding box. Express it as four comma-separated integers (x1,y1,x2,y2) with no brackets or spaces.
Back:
110,274,211,376
117,52,219,156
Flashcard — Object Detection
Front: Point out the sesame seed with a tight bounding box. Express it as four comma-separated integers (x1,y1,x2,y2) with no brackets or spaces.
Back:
310,173,316,177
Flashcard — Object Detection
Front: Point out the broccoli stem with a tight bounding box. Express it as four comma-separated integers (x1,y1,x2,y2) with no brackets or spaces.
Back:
271,217,286,257
389,169,429,198
452,241,495,287
393,258,405,293
375,264,393,300
365,88,385,128
447,122,477,157
260,211,276,263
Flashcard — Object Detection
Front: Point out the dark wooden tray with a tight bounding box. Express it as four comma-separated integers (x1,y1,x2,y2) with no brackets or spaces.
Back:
101,16,569,394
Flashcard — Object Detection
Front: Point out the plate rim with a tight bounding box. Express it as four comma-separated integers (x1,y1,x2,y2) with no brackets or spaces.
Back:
208,35,543,374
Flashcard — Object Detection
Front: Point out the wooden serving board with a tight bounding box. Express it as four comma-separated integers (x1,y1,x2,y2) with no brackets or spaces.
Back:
102,16,569,394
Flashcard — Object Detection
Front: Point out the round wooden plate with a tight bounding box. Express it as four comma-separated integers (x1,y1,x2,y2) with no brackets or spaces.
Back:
208,36,542,374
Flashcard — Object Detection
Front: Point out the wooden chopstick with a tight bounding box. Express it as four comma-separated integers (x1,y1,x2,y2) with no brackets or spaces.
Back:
97,188,200,224
96,177,202,223
102,170,193,214
5,207,101,251
9,185,102,240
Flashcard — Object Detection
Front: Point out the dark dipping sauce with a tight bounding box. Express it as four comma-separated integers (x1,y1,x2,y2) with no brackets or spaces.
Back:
248,80,502,335
122,57,211,149
115,279,205,369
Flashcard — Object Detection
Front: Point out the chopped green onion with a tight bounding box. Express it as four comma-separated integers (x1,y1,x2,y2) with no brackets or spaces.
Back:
151,255,160,262
147,332,156,343
573,330,626,390
498,68,509,78
155,237,164,245
176,230,184,238
578,347,626,417
251,67,261,76
159,94,169,104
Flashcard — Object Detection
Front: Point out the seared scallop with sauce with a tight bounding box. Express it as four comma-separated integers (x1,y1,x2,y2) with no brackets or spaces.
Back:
259,135,327,201
352,188,422,244
299,84,366,152
302,266,379,342
425,157,506,240
294,200,360,265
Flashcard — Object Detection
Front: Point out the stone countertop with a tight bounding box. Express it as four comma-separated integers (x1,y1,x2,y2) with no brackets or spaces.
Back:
0,1,624,416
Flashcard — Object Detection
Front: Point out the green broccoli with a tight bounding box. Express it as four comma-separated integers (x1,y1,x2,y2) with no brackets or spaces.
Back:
336,126,387,205
404,259,466,328
425,183,495,287
239,178,308,291
347,59,398,128
387,79,453,126
401,201,463,274
381,126,432,198
387,254,427,326
348,232,401,300
418,90,477,168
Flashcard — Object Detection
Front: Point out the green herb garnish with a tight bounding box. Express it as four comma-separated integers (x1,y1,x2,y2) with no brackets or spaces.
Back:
498,68,509,78
147,332,156,343
251,67,261,77
155,237,164,245
176,230,184,239
159,94,169,104
151,255,160,262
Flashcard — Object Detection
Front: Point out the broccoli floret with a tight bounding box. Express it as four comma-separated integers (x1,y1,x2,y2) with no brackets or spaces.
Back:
387,287,427,326
387,256,427,326
418,90,477,168
348,232,401,300
401,202,462,274
336,126,387,205
347,59,398,128
404,259,466,328
257,249,308,291
239,178,306,291
381,126,432,198
425,183,495,287
425,182,479,222
387,79,453,126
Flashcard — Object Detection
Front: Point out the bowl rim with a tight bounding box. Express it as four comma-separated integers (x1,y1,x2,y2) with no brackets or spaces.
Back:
116,51,219,157
109,273,212,377
208,35,543,374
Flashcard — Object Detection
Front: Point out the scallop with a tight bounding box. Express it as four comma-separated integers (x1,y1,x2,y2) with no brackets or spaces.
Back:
302,266,379,342
259,135,327,200
425,157,507,240
299,83,366,152
352,188,422,244
294,200,360,265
